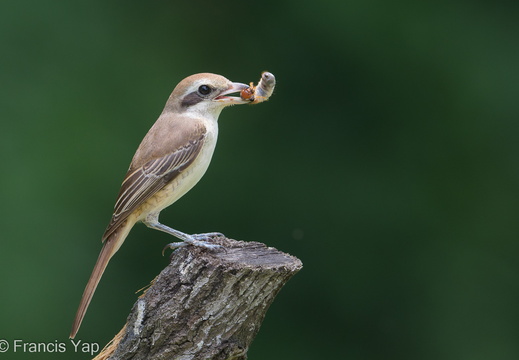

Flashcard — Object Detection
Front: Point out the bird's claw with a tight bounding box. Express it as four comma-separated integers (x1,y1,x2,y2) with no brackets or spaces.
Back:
162,241,188,256
162,232,224,256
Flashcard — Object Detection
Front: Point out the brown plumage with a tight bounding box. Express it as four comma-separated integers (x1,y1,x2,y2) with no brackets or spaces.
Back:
70,73,252,338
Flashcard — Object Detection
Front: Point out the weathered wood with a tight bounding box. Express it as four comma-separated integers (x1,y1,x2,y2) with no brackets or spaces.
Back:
93,237,302,360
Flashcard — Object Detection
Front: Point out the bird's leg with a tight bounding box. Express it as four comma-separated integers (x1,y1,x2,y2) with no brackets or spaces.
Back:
143,214,222,251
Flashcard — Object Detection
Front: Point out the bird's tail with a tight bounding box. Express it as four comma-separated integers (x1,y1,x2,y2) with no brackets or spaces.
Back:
69,221,132,339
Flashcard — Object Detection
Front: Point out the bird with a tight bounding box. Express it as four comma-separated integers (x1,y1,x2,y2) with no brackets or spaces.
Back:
70,73,252,339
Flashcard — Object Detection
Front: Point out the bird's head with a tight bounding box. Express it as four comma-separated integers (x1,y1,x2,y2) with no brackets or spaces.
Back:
164,73,249,118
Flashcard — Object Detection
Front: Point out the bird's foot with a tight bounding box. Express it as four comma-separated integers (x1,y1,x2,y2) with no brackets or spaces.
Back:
191,232,224,241
162,232,224,255
187,232,224,249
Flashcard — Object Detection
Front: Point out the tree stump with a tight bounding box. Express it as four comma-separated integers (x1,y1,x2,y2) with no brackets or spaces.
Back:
93,237,302,360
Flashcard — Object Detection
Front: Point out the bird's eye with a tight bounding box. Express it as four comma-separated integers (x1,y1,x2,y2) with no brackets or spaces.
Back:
198,85,212,96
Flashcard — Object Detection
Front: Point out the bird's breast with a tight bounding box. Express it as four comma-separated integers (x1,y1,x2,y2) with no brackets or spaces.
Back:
134,123,218,220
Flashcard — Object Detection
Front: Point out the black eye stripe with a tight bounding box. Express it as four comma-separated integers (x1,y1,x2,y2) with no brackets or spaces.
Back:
181,91,205,108
181,84,216,108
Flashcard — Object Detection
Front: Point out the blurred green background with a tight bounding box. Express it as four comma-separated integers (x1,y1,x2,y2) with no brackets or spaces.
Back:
1,1,519,359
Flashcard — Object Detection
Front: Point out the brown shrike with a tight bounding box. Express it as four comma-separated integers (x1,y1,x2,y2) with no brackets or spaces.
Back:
70,73,274,339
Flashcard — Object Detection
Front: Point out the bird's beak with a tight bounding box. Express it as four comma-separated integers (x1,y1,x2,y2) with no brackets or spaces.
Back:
214,82,250,105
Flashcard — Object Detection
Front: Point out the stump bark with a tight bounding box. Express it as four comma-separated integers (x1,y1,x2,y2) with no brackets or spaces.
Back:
93,237,302,360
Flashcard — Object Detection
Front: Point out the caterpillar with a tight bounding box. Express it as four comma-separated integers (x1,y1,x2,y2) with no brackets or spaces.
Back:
241,72,276,103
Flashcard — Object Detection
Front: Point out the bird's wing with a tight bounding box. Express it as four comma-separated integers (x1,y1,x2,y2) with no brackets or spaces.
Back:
102,134,205,241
